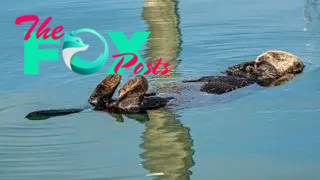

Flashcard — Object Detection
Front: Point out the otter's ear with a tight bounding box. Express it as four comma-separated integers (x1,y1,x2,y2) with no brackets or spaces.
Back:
70,31,75,36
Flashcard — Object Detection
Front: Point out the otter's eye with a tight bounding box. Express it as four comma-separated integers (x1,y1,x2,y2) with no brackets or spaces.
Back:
76,40,80,43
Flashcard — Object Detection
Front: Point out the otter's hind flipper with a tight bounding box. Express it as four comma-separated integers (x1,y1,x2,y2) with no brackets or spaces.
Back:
111,76,149,113
88,75,122,109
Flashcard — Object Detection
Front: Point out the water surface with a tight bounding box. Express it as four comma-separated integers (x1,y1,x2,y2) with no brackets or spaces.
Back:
1,0,320,179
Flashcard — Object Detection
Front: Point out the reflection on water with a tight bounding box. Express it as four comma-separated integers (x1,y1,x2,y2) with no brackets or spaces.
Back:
107,109,195,180
304,0,320,31
140,2,195,179
2,0,320,179
142,0,182,84
140,110,194,180
303,0,320,69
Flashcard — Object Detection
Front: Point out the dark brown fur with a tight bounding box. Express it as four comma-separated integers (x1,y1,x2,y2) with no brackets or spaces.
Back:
88,75,122,109
88,75,171,113
186,50,305,94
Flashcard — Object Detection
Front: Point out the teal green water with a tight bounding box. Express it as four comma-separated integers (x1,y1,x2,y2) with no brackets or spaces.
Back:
1,0,320,179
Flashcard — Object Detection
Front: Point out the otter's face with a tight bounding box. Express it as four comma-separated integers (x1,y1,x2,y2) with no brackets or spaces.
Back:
255,50,305,76
254,50,305,86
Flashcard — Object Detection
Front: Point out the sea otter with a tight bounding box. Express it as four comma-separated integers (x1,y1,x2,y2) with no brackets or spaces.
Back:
183,50,305,94
25,50,305,120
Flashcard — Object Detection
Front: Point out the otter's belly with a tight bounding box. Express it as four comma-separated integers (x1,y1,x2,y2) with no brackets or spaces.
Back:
157,83,263,110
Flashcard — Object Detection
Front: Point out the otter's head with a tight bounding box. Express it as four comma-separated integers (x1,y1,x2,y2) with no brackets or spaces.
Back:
253,50,305,86
255,50,305,75
88,75,122,109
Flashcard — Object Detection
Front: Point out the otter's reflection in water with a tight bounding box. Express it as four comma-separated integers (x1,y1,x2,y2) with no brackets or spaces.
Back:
142,0,182,83
140,110,194,180
140,2,195,178
108,110,195,180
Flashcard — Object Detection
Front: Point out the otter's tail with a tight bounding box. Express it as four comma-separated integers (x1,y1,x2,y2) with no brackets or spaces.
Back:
25,108,92,120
